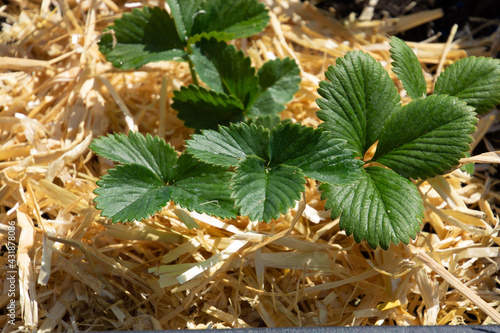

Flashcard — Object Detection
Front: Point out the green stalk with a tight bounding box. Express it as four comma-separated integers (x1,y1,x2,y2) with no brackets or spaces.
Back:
188,58,199,86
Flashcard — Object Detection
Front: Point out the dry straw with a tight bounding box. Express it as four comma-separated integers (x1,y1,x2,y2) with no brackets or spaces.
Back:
1,0,500,331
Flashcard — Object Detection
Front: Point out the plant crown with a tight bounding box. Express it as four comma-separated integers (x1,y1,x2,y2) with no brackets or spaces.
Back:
93,31,500,249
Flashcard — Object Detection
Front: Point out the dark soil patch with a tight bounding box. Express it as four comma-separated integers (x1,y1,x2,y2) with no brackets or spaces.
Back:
311,0,500,42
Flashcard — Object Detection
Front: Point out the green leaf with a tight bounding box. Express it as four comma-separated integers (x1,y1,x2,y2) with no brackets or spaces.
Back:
192,0,269,39
321,167,424,250
90,132,178,182
247,57,301,117
247,114,282,129
232,155,305,222
91,131,237,221
460,152,474,176
171,154,237,219
172,85,245,129
389,36,427,100
434,56,500,114
98,7,187,69
166,0,202,41
186,122,269,167
94,164,172,222
373,95,477,180
190,38,259,106
187,31,236,45
268,122,363,184
317,51,401,157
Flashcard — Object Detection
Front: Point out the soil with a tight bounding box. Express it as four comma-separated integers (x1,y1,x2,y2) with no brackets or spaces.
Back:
311,0,500,43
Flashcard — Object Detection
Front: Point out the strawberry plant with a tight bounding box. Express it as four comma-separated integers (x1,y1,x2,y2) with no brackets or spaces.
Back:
91,36,500,249
98,0,300,129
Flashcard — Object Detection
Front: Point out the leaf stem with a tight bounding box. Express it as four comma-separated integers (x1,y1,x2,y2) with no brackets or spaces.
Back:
188,58,199,86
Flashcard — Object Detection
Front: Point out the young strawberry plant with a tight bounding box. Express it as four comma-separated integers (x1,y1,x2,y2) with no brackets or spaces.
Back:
316,36,500,249
91,36,500,250
98,0,300,129
171,38,300,129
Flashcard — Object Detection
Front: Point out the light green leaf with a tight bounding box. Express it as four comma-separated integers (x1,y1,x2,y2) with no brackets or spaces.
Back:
171,154,237,219
98,7,187,69
166,0,202,41
94,164,172,222
187,31,235,45
186,122,269,167
172,85,245,129
317,51,401,157
434,56,500,114
373,95,477,180
460,152,474,176
321,167,424,250
247,57,301,117
268,122,363,184
190,38,259,106
90,132,178,182
192,0,269,39
232,155,305,222
390,36,427,100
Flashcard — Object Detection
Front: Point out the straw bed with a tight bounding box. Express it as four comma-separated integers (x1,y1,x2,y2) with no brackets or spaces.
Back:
1,0,500,331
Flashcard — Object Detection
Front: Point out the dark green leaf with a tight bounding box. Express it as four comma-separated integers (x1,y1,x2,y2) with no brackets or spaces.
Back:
232,155,305,222
166,0,202,41
246,114,282,129
247,57,301,117
192,0,269,39
171,154,237,218
172,85,245,129
373,95,477,179
190,38,259,106
434,56,500,114
90,132,178,182
186,122,269,167
390,36,427,100
94,164,172,222
317,51,401,157
268,122,363,184
98,7,186,69
321,167,424,250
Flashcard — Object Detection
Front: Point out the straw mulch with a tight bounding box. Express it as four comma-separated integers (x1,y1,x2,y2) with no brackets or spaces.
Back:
1,0,500,331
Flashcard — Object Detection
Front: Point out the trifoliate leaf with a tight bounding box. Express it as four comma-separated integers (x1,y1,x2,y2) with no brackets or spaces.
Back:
434,56,500,114
166,0,202,41
373,95,477,180
268,122,363,184
90,132,178,182
171,154,237,219
246,58,301,117
321,167,424,250
186,122,269,167
389,36,427,100
232,155,305,222
94,164,173,222
192,0,269,40
172,85,245,129
317,51,401,157
98,7,186,69
190,38,259,107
